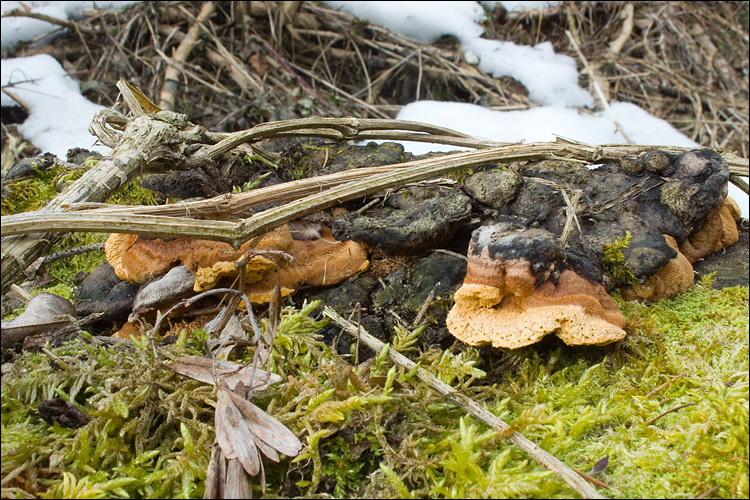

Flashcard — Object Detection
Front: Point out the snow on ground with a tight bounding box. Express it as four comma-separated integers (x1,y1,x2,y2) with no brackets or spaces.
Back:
1,1,748,215
1,54,109,157
325,1,749,216
1,1,136,49
395,101,699,154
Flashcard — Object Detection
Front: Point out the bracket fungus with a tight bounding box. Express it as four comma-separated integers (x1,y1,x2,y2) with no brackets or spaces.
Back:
105,224,369,304
236,225,370,303
104,226,293,284
679,197,741,264
446,224,627,349
622,235,695,302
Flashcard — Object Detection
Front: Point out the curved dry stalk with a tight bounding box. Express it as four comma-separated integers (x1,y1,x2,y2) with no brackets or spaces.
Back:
199,116,487,159
322,306,606,499
3,141,747,247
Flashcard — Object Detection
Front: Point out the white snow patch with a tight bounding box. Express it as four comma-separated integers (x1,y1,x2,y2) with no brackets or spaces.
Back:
2,54,108,158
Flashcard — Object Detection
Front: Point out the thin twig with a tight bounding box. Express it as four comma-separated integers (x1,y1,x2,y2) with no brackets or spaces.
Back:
643,402,696,426
1,8,95,35
644,370,688,398
570,467,613,490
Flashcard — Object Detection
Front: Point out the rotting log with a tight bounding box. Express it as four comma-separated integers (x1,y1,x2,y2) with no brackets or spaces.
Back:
3,81,748,294
3,140,747,248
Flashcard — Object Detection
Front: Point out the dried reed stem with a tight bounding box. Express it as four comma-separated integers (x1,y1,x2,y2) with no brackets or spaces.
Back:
323,307,606,499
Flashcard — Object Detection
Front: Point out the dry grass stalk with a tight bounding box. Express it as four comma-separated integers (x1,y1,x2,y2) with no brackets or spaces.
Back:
157,1,217,110
323,306,606,499
4,137,746,247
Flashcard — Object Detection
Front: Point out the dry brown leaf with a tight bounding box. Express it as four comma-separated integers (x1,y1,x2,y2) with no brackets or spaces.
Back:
170,356,281,391
248,53,270,78
216,386,261,476
224,386,303,459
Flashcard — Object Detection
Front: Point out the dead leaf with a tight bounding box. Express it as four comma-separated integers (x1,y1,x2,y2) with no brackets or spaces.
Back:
224,387,303,458
216,386,261,476
170,356,281,391
588,455,609,475
225,455,256,498
211,313,251,361
248,53,269,78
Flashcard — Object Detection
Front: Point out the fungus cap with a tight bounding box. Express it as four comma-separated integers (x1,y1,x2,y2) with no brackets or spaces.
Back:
679,198,740,263
105,226,292,284
105,225,369,303
447,270,626,348
240,226,369,303
447,224,626,349
193,255,277,293
624,235,694,302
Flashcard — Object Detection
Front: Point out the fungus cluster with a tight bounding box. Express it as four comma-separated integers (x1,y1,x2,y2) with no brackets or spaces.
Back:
623,197,741,301
447,148,742,347
105,224,369,304
446,224,627,349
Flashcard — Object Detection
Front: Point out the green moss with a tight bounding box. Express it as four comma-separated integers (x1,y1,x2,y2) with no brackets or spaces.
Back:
1,339,213,499
447,166,474,184
106,178,160,206
233,172,272,193
1,164,67,215
602,230,638,287
3,282,747,498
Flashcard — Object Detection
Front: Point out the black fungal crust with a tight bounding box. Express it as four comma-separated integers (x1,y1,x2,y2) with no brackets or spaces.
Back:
471,223,566,283
462,149,731,283
278,140,413,179
332,186,472,254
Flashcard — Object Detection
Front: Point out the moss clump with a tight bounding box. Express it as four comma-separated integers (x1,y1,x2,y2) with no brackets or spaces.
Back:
602,230,639,287
106,178,160,206
1,335,214,498
1,164,68,215
364,277,748,499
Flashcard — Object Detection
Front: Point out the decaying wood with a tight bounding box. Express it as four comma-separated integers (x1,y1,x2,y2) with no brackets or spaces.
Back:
0,108,197,294
3,140,747,247
322,306,606,499
2,77,748,294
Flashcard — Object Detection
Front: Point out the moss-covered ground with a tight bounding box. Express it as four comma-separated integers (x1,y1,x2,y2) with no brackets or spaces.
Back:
2,276,747,499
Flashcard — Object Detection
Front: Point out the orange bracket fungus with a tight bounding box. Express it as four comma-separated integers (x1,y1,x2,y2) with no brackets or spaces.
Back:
105,224,369,304
447,224,627,349
105,225,293,284
622,235,694,302
678,197,741,264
